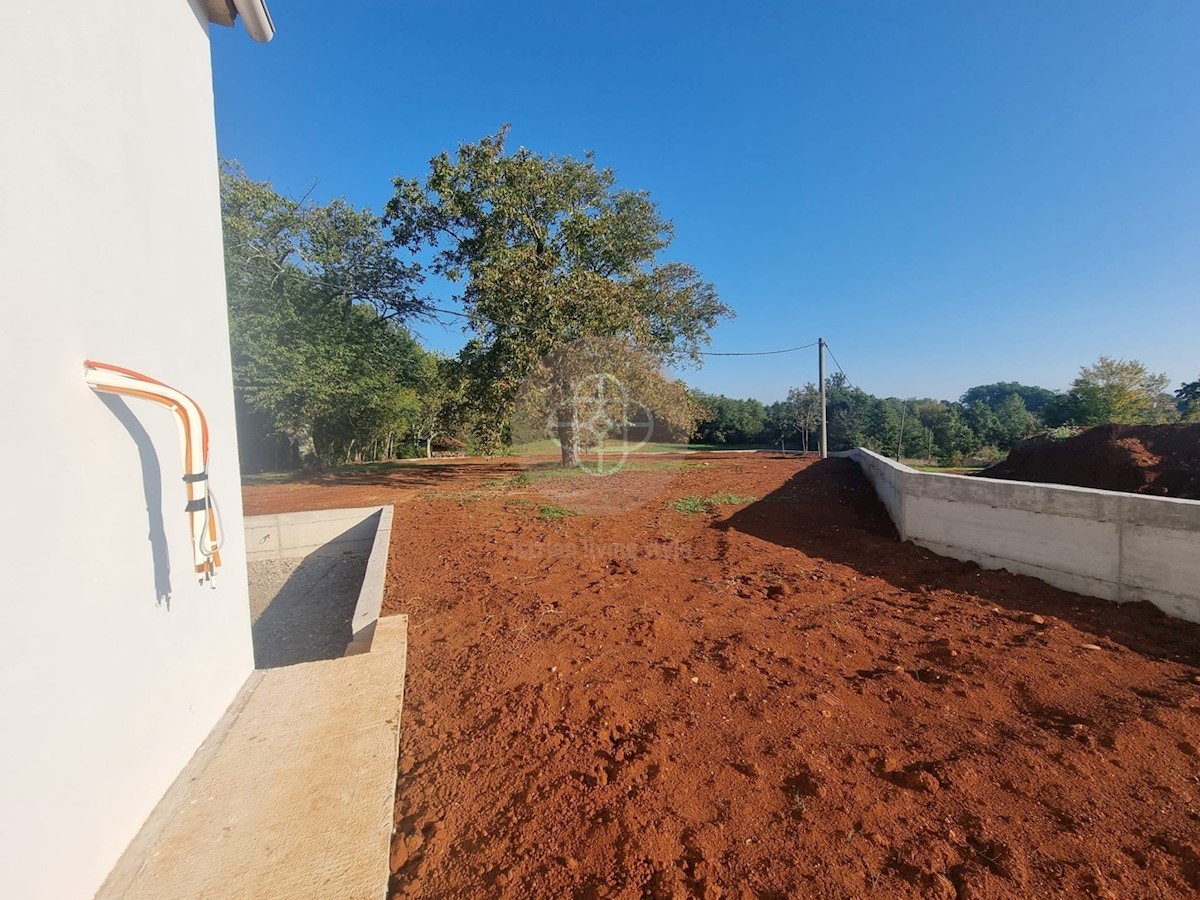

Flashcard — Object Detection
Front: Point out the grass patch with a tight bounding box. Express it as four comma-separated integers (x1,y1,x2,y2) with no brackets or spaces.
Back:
671,493,758,514
671,496,712,514
510,467,587,486
511,459,687,487
419,489,490,503
537,504,577,520
241,471,300,486
508,440,765,457
708,493,758,505
245,458,446,485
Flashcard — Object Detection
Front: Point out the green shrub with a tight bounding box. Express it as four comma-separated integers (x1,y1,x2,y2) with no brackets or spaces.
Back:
671,493,758,514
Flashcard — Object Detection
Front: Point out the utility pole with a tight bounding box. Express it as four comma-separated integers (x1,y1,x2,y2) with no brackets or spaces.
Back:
818,338,828,458
896,398,907,460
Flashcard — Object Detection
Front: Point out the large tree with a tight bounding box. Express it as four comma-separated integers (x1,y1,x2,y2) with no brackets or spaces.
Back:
1045,356,1173,426
784,384,822,452
385,128,731,464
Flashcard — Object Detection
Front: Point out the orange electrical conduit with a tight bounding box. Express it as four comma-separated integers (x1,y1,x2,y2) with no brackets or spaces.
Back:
83,361,223,583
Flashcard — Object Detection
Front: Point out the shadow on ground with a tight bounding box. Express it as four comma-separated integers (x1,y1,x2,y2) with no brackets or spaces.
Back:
256,459,516,489
248,553,368,668
721,457,1200,665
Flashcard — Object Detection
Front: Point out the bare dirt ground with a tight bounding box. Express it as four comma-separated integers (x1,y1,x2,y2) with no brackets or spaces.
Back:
242,454,1200,899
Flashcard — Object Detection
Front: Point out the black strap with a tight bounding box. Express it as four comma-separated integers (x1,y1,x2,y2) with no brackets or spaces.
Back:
182,471,209,483
184,498,208,512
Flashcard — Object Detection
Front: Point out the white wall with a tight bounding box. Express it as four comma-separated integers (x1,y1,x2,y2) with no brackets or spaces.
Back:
0,3,255,897
836,449,1200,623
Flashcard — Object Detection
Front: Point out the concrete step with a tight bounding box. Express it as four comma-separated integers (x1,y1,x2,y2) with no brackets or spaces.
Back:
99,616,408,900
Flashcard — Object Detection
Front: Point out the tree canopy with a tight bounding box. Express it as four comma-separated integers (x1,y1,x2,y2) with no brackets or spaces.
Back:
1175,376,1200,421
1043,356,1175,426
960,382,1057,415
221,161,439,468
690,392,769,446
385,128,731,463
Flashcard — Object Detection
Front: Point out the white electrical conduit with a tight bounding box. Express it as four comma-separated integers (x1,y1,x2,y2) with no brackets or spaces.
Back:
83,361,224,584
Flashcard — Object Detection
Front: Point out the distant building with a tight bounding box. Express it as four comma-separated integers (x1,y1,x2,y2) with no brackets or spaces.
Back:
0,2,273,896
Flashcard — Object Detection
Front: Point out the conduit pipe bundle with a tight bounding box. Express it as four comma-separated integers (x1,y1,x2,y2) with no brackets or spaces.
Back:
83,361,223,583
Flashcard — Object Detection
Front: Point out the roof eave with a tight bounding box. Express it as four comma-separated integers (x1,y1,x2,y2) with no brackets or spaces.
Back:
200,0,275,42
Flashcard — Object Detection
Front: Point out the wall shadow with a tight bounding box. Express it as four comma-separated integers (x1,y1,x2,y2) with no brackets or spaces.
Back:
248,550,369,668
720,457,1200,665
99,395,172,605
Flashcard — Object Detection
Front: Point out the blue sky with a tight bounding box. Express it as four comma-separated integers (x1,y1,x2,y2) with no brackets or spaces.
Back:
211,0,1199,403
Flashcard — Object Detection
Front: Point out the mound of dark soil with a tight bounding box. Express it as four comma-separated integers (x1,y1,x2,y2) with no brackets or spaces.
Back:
980,424,1200,499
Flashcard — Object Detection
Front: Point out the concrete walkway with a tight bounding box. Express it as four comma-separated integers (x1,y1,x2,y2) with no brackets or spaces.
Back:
99,615,408,900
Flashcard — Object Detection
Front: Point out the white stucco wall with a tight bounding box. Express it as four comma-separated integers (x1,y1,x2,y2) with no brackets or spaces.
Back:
0,3,255,897
835,448,1200,623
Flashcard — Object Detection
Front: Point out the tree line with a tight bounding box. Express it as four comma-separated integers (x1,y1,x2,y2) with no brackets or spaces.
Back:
694,358,1199,466
221,133,1196,472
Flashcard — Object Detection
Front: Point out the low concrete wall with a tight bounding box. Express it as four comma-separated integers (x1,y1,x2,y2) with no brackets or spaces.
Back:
244,506,394,652
834,449,1200,623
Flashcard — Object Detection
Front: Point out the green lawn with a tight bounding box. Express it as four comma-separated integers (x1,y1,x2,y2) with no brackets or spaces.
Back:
241,458,430,485
242,442,776,486
912,465,986,474
508,439,771,456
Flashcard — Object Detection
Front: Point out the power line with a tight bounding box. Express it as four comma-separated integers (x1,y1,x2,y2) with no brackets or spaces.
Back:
227,257,831,357
700,341,819,357
229,256,861,365
823,341,858,391
224,256,535,334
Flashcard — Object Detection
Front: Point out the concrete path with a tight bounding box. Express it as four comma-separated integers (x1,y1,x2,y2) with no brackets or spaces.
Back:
100,616,408,900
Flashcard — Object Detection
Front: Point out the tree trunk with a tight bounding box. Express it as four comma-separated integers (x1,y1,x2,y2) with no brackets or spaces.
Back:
557,417,580,468
291,425,319,472
425,436,432,459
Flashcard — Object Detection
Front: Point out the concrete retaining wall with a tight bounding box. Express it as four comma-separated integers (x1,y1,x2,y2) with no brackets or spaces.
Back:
834,448,1200,623
244,506,394,652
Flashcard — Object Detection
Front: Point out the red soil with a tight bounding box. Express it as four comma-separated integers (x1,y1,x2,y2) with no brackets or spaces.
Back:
243,454,1200,899
980,424,1200,499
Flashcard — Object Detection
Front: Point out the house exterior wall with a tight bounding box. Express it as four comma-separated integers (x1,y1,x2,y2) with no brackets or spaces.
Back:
0,2,255,897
